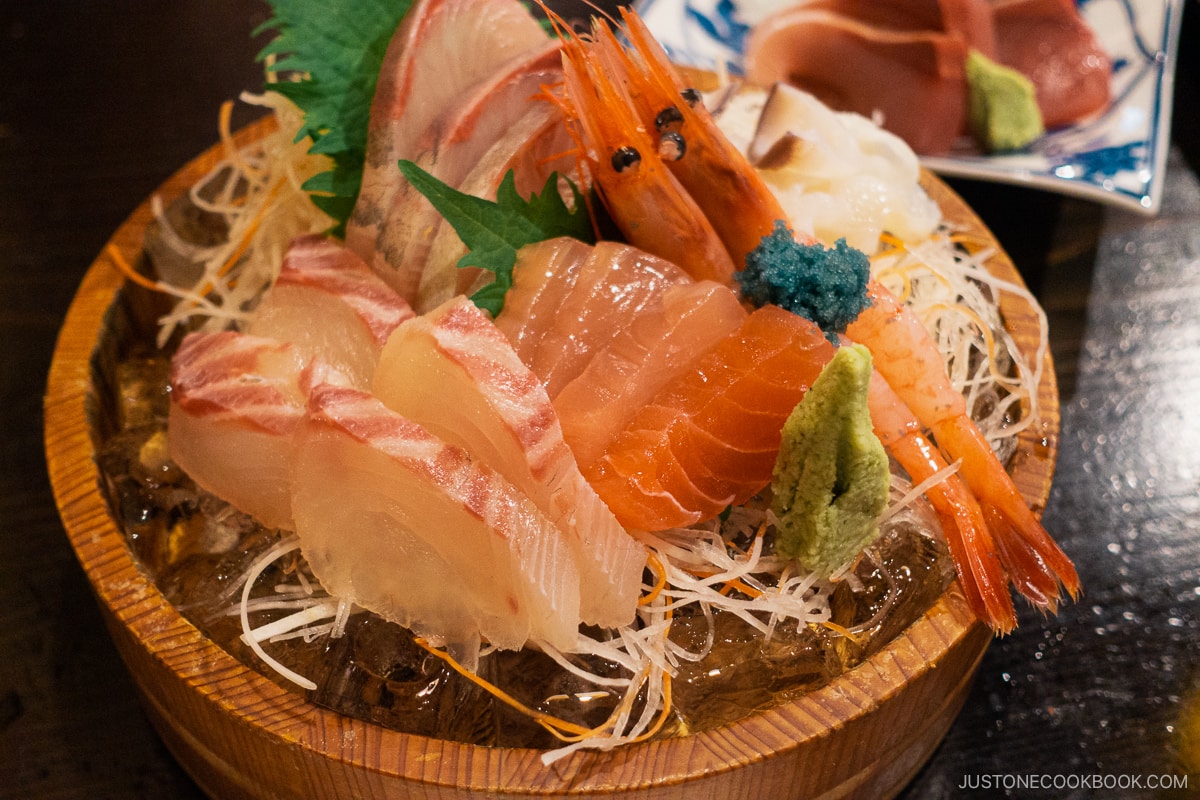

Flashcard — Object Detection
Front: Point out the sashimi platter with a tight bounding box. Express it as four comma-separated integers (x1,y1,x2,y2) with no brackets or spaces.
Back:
46,0,1078,796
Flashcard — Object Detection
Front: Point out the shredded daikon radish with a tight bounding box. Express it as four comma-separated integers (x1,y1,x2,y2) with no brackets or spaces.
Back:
196,71,1047,759
152,91,334,347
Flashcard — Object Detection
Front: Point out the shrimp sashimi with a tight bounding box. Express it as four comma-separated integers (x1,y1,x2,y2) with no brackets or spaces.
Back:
551,6,1076,627
846,281,1080,608
868,371,1018,632
495,238,694,398
588,305,833,530
347,0,552,300
247,235,415,389
293,383,582,658
371,295,645,628
612,8,793,268
168,331,312,530
553,280,747,470
554,17,735,284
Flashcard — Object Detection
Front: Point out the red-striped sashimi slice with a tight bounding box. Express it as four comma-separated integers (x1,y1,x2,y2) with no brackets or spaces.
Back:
293,384,582,655
586,305,836,530
415,102,578,312
363,41,565,310
372,296,645,628
247,235,415,389
553,280,748,471
494,239,694,398
167,330,311,530
346,0,552,300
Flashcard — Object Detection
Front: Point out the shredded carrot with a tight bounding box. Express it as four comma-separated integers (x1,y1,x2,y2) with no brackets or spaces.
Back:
718,578,762,598
413,637,597,740
639,551,667,606
820,620,863,644
105,243,163,292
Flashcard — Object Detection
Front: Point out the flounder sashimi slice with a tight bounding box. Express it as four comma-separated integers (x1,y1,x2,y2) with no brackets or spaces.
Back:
494,238,694,398
293,384,582,655
553,280,748,471
167,330,311,530
372,296,645,628
247,235,415,389
586,305,835,531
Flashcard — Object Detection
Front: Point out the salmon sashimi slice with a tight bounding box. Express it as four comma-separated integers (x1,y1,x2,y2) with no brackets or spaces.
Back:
293,384,582,657
372,296,645,628
586,305,836,531
495,239,695,398
346,0,552,299
247,235,415,389
553,280,748,471
168,330,312,530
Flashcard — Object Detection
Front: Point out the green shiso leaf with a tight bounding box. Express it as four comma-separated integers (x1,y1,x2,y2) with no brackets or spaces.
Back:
397,160,592,316
256,0,413,237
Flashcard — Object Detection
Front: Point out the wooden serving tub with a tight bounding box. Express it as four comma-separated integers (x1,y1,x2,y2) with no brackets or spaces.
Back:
45,120,1058,800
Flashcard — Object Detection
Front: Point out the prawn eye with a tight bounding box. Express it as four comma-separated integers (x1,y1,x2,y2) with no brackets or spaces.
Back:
680,87,702,107
611,146,641,173
658,131,686,161
654,106,684,133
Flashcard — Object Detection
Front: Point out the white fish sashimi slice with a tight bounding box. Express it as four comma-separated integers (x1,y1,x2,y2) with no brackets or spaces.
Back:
414,101,578,313
553,281,748,471
373,296,645,628
363,40,564,308
247,235,416,389
168,331,310,530
294,384,582,654
346,0,551,300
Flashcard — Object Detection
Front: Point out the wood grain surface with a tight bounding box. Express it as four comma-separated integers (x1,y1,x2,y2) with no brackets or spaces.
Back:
42,96,1045,800
6,2,1199,798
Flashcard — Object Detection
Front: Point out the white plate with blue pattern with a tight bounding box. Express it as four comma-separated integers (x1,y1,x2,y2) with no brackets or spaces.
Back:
634,0,1186,215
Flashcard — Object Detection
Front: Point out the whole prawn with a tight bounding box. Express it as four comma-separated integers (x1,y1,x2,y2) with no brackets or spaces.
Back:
547,6,1077,632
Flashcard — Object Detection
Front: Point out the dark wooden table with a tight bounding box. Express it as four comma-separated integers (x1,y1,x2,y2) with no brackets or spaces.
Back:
2,2,1197,797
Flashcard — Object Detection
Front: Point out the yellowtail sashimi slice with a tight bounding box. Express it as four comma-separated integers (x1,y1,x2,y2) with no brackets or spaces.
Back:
247,235,415,389
373,296,645,628
495,239,693,398
168,330,310,530
553,280,747,471
293,384,582,656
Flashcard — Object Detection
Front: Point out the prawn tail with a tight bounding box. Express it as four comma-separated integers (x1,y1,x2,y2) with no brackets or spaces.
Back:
931,415,1081,607
888,431,1018,635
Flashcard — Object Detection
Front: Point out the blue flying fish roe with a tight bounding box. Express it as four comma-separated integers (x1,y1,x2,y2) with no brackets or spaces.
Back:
738,221,871,336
